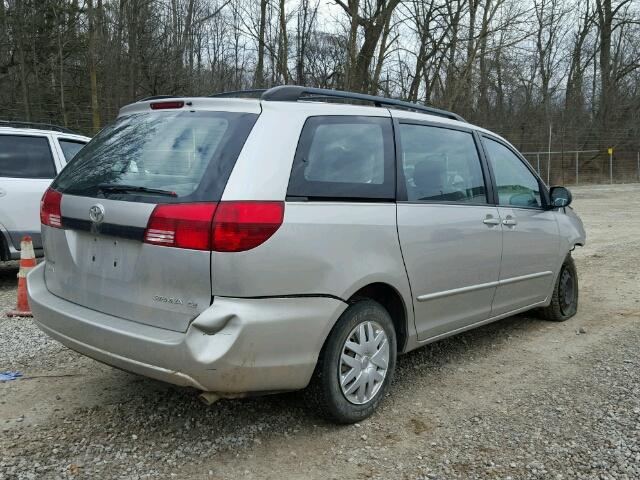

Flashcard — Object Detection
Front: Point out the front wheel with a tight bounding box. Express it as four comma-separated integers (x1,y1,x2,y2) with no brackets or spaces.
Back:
311,300,397,424
539,255,579,321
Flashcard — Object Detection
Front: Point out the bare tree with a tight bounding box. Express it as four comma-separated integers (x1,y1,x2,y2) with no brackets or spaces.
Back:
87,0,101,132
0,0,638,168
334,0,402,91
255,0,268,86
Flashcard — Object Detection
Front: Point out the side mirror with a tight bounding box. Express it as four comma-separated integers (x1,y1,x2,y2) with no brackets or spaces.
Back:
549,186,572,208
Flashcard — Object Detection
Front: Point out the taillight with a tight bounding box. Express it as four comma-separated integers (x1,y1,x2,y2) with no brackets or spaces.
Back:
150,101,184,110
212,201,284,252
144,203,217,250
40,188,63,228
143,201,284,252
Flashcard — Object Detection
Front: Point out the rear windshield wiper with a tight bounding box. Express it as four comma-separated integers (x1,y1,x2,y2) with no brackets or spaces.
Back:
98,183,177,197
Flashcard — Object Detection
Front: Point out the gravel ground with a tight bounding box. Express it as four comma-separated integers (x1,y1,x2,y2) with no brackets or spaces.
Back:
1,183,639,480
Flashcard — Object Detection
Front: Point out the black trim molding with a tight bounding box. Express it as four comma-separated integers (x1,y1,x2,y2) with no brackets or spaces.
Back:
62,217,145,241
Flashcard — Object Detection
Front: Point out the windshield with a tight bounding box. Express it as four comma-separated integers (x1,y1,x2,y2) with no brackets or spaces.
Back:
53,110,258,202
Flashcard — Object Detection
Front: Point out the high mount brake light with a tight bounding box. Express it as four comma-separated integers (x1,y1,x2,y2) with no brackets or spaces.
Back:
143,201,284,252
40,188,63,228
150,101,185,110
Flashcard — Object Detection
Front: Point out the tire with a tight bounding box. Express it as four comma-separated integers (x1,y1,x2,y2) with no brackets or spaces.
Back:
309,300,397,424
539,255,578,321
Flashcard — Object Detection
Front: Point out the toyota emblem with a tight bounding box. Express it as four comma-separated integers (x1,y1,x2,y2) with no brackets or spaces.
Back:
89,204,105,224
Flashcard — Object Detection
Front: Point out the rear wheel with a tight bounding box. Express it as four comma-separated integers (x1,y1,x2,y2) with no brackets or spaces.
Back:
311,300,396,424
539,255,578,321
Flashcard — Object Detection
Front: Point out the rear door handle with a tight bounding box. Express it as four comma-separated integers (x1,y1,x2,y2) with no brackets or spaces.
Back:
483,215,500,226
502,216,517,226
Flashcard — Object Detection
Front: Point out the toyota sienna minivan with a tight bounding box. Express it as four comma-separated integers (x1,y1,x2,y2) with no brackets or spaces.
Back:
28,86,585,423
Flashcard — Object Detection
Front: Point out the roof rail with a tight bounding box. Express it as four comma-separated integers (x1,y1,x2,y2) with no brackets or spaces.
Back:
209,89,268,98
0,120,77,134
260,86,466,122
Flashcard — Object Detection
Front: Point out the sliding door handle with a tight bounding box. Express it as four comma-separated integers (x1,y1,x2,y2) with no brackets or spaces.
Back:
502,216,517,226
483,215,501,226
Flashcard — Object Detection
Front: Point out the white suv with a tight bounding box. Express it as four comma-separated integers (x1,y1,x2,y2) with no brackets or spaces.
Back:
0,121,89,259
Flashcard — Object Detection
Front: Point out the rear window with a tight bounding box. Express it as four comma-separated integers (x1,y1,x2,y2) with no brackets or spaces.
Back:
58,139,87,162
53,110,258,202
0,135,56,178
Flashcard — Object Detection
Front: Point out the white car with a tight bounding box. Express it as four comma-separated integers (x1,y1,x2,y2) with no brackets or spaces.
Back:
0,121,90,259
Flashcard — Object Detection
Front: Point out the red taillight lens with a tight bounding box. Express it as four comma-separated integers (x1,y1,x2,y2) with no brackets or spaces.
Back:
40,188,63,228
212,201,284,252
150,101,184,110
143,201,283,252
144,203,217,250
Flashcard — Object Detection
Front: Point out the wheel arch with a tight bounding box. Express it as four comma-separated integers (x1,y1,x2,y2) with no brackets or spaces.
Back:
0,228,10,261
345,282,410,353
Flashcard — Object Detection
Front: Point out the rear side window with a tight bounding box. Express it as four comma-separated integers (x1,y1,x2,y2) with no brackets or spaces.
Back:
58,139,86,162
53,110,258,203
287,116,395,200
399,124,487,203
0,135,56,178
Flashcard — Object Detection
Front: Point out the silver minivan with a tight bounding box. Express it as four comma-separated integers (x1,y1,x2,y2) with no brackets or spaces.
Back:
28,86,585,423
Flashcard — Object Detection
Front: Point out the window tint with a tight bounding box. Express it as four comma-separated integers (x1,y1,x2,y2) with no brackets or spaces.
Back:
399,124,487,203
0,135,56,178
484,137,542,208
287,116,395,199
58,139,86,162
53,110,258,203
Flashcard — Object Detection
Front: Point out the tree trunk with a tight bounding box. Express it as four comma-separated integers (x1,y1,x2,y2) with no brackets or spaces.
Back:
255,0,268,87
177,0,195,92
87,0,101,133
345,0,360,89
57,15,68,127
565,5,592,115
278,0,289,83
349,0,400,92
443,0,462,109
464,0,480,108
371,12,391,95
296,0,315,85
15,0,30,120
408,31,428,102
596,0,613,131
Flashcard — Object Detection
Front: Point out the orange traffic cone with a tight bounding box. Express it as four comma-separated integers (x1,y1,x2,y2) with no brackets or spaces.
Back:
6,235,36,318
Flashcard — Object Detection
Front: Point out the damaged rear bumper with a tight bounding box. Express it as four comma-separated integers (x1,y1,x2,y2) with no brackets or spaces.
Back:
27,262,347,394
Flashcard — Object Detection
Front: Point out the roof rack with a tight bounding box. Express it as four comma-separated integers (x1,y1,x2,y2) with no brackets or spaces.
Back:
260,86,466,122
209,89,268,98
0,120,77,134
144,86,466,122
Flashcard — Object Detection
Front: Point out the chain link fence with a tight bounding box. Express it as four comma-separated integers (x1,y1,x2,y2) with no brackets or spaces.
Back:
522,150,640,186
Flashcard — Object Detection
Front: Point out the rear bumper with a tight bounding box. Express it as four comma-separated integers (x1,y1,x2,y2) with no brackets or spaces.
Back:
27,262,347,393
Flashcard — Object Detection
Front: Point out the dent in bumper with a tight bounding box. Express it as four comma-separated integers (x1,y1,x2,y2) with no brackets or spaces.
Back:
27,262,347,393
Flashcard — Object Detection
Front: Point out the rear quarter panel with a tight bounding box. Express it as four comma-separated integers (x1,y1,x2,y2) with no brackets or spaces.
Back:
210,202,412,301
214,103,415,344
